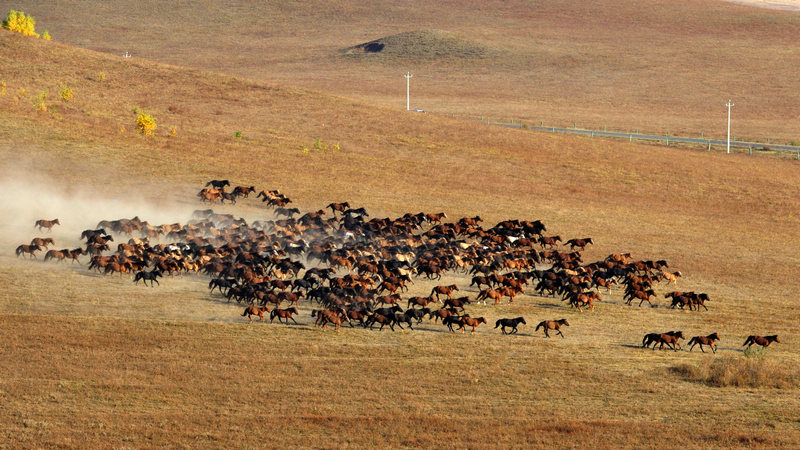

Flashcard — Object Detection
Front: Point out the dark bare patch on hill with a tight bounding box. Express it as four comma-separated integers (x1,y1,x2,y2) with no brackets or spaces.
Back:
341,29,500,60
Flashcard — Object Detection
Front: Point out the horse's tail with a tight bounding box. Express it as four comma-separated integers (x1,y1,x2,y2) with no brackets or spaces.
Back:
687,337,697,347
535,321,544,331
743,336,753,347
495,320,501,329
241,309,248,317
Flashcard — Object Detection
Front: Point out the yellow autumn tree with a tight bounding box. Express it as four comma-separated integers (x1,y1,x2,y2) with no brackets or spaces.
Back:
2,10,40,37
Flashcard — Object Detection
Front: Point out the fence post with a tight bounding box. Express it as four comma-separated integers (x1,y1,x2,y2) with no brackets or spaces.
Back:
708,141,711,151
629,134,632,142
749,146,752,156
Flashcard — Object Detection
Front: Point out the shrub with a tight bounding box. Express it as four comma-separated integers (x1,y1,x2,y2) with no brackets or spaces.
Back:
3,10,39,37
170,126,177,137
233,131,243,140
98,71,106,82
33,90,47,112
41,30,50,40
0,80,6,96
135,112,157,136
59,84,73,102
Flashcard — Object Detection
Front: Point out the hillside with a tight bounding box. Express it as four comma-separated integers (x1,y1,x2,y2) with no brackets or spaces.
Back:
6,0,800,143
1,24,800,448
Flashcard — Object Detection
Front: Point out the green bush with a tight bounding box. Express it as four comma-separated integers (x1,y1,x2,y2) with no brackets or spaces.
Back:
3,10,39,37
33,90,47,112
59,84,73,102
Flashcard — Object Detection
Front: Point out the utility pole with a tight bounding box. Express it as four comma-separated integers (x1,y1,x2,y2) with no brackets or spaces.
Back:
404,72,413,110
726,99,734,154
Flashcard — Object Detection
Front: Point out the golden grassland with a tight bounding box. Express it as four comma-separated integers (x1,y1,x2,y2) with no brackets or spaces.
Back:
1,17,800,448
7,0,800,143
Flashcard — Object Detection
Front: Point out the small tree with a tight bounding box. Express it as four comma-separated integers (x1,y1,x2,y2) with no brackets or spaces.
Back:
2,10,40,37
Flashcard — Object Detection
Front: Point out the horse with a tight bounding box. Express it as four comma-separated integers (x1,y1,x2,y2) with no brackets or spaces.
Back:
538,235,562,249
743,335,780,349
133,269,163,287
365,312,397,331
456,316,486,334
44,248,69,262
34,218,60,232
275,207,301,218
688,333,720,353
270,307,299,324
205,179,230,189
327,202,350,215
232,185,255,198
443,296,471,311
430,284,459,302
220,192,238,204
476,288,502,305
660,271,682,285
31,237,55,248
425,212,447,225
66,248,84,263
495,317,526,334
626,289,656,307
242,305,270,322
642,331,681,348
15,243,41,258
653,331,685,351
535,319,569,338
431,307,460,323
407,296,436,309
565,237,593,251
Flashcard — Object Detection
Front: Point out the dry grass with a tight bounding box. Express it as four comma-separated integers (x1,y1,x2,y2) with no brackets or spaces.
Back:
1,7,800,448
672,352,800,388
8,0,800,142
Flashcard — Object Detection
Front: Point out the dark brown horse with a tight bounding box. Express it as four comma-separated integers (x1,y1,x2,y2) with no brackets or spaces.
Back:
327,202,351,215
34,218,60,232
15,243,41,258
565,237,593,251
642,331,681,348
205,179,230,189
535,319,569,338
232,185,255,197
270,307,299,324
495,317,526,334
242,305,270,322
407,295,436,309
688,333,720,353
44,248,69,262
743,335,780,349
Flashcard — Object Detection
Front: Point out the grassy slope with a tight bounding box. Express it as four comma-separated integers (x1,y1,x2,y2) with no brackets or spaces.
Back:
1,24,800,448
7,0,800,142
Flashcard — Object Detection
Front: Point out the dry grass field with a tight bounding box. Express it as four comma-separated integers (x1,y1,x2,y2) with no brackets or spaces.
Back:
1,1,800,447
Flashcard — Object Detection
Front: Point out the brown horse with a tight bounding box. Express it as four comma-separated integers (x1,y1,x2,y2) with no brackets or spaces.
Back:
654,331,686,351
430,307,460,323
430,284,459,302
743,335,780,349
407,295,436,309
34,218,60,232
443,296,471,311
31,237,55,248
476,288,502,305
242,305,271,322
565,237,593,251
270,307,299,324
642,331,681,348
535,319,569,338
232,185,255,198
44,248,69,262
15,243,41,258
327,202,351,215
457,316,486,334
688,333,720,353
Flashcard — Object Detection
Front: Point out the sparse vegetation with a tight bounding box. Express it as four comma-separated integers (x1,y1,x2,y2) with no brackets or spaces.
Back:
58,84,73,102
135,111,157,136
2,9,39,37
33,89,46,112
233,130,243,139
98,71,106,82
41,30,50,40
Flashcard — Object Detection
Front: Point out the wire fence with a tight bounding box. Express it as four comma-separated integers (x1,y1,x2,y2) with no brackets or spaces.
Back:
440,114,800,159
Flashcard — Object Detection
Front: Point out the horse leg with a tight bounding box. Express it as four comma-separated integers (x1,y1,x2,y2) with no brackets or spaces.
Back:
290,316,298,325
558,329,565,339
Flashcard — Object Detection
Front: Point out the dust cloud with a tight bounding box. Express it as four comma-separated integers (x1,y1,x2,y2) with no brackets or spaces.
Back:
0,164,198,252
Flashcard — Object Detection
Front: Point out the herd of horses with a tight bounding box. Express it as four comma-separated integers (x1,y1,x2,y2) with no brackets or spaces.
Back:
14,182,782,353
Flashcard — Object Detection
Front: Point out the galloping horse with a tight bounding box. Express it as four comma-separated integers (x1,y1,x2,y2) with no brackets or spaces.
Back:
270,307,299,324
743,335,780,349
133,269,163,287
688,333,720,353
495,317,526,334
654,331,686,351
34,218,60,232
15,243,41,258
31,237,55,248
242,305,270,322
642,331,681,348
457,316,486,334
565,237,593,251
535,319,569,338
205,179,230,189
430,284,459,302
